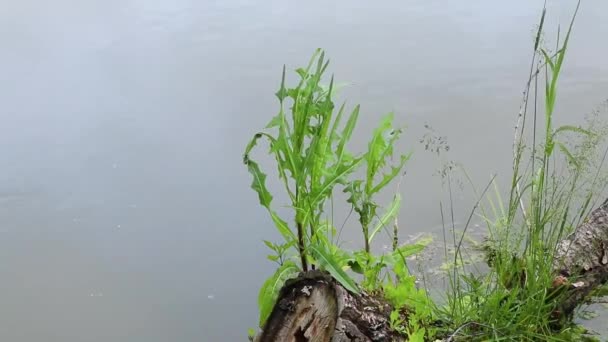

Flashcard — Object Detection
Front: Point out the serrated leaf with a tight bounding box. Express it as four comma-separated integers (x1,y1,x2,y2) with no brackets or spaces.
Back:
243,133,295,242
336,105,360,162
310,157,362,208
257,261,299,327
245,159,273,208
343,180,363,206
370,153,410,195
309,244,359,294
365,113,409,195
244,151,296,242
309,76,336,188
366,113,394,182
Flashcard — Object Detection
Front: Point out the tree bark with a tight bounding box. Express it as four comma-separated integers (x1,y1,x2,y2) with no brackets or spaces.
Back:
553,198,608,318
253,270,403,342
253,199,608,341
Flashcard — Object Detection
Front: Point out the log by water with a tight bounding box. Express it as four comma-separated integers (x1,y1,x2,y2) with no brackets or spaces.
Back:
254,271,403,342
253,199,608,341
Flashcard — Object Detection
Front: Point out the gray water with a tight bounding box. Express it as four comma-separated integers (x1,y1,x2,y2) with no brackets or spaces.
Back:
1,0,608,341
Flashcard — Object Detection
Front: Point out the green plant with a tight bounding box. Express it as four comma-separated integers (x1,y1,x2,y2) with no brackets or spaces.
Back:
439,1,608,340
383,256,434,340
256,261,299,326
243,50,363,261
244,3,606,339
263,240,295,266
244,48,363,326
344,113,410,254
389,309,407,335
244,49,427,329
348,236,432,291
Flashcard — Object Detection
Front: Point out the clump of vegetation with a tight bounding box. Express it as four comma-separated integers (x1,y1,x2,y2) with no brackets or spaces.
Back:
243,49,431,338
244,1,608,340
436,1,608,340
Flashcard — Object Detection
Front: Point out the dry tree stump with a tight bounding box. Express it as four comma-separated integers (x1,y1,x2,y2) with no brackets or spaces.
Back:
253,271,402,342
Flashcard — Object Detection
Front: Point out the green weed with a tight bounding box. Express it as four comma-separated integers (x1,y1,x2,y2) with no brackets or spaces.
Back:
244,2,607,340
244,49,426,331
439,1,608,340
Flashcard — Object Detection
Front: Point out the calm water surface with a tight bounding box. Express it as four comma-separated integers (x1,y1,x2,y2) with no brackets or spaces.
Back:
1,1,608,341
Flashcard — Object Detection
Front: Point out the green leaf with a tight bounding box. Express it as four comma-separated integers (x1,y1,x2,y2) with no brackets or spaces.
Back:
370,153,410,195
385,236,433,265
343,180,363,206
328,102,346,147
347,259,365,274
390,309,400,323
309,244,360,294
257,261,299,327
394,240,428,258
265,114,282,129
383,272,416,308
270,211,296,241
244,154,296,242
309,76,336,188
540,49,555,71
263,240,276,250
247,328,256,339
275,65,288,102
369,193,402,243
366,113,395,186
320,81,350,98
245,159,273,209
336,105,360,162
365,113,409,196
553,125,594,137
556,141,580,169
408,328,426,342
309,157,362,212
295,67,308,80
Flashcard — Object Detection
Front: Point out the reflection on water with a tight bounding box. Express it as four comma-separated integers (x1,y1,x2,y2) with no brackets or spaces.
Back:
1,0,607,340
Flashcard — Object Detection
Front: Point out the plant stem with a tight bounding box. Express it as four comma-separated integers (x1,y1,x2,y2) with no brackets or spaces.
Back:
297,221,308,271
363,223,370,253
392,217,399,251
309,221,316,270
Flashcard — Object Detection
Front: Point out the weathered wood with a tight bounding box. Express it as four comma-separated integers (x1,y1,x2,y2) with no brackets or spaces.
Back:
254,271,402,342
553,198,608,317
255,271,338,342
255,199,608,341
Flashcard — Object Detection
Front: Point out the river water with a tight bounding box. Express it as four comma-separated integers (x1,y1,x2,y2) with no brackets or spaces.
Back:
1,0,608,341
